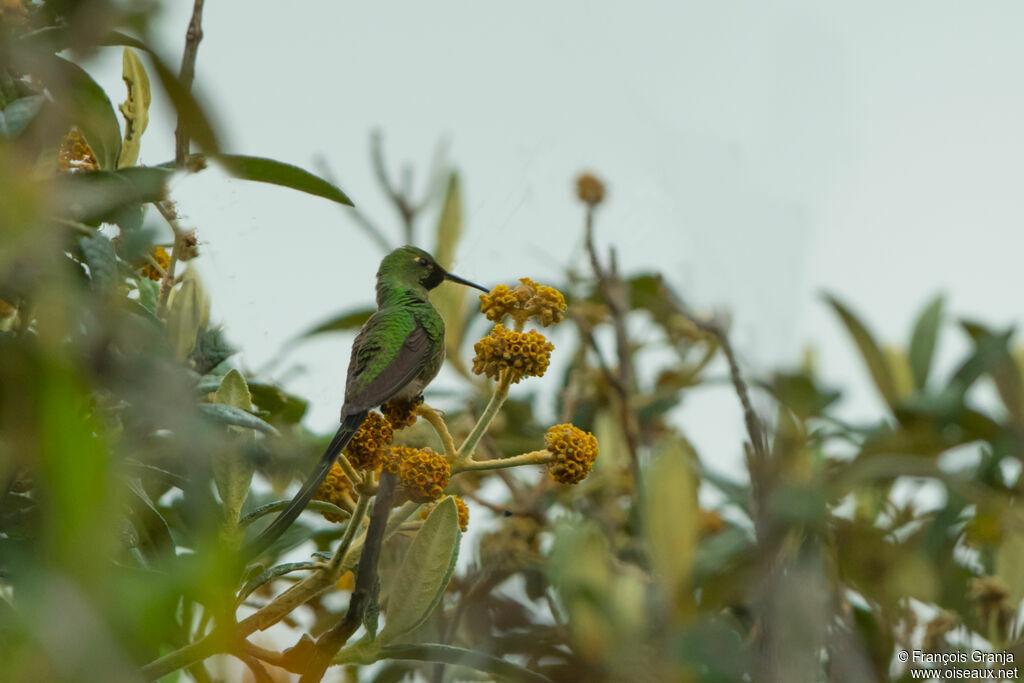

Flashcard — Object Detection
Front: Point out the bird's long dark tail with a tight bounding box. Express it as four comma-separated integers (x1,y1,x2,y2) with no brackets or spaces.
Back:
241,410,368,561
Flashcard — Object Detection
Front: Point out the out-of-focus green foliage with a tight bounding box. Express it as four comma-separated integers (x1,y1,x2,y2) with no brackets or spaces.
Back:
3,2,1024,683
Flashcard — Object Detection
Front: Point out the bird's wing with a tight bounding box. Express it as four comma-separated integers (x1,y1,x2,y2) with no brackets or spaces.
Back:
343,313,431,413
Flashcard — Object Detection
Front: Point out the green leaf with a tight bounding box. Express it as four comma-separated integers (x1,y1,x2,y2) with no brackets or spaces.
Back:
377,496,461,644
826,295,896,406
136,276,160,313
908,295,944,390
433,172,461,270
997,506,1024,605
0,95,45,138
960,321,1022,424
235,561,319,606
117,48,151,168
55,167,172,225
248,382,308,424
47,56,122,170
197,403,280,436
198,154,353,205
644,439,698,613
432,173,469,358
216,369,252,411
78,232,119,290
166,267,209,360
123,477,175,564
17,26,149,54
189,327,236,375
299,307,375,338
213,370,255,528
341,643,553,683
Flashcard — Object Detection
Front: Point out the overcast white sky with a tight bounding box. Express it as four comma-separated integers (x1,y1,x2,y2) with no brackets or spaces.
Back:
84,0,1024,482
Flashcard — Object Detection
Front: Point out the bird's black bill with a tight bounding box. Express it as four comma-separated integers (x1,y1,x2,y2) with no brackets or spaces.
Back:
444,272,489,293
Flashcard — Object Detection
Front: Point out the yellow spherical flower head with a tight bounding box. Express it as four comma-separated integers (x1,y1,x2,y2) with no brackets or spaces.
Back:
575,172,606,206
381,394,422,430
420,495,469,532
139,246,171,281
478,278,566,328
545,423,599,485
384,446,451,504
344,411,393,470
472,325,554,384
312,462,355,522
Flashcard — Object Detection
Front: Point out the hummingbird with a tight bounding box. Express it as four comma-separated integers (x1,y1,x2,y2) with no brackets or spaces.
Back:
243,245,488,559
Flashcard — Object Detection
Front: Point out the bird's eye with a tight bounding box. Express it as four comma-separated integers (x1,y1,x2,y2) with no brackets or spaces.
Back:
414,257,428,266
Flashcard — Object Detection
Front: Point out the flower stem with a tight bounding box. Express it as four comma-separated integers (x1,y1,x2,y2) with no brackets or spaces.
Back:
418,404,457,460
452,450,552,474
457,369,513,463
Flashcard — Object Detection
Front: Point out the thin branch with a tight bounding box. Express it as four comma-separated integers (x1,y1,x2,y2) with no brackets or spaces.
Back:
175,0,206,166
452,450,552,474
300,472,398,681
581,205,644,501
154,202,185,316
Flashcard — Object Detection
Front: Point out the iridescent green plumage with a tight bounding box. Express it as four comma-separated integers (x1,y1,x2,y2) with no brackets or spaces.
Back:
243,246,486,559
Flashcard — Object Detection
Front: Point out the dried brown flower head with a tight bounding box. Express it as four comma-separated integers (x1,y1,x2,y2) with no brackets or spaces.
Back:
575,172,605,206
381,395,422,430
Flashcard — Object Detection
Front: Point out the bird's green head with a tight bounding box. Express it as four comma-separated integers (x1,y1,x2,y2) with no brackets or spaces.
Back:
376,246,488,303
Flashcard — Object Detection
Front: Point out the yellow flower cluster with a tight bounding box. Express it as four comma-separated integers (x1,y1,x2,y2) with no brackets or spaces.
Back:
57,127,98,173
575,172,605,206
384,446,451,503
420,495,470,532
139,246,170,281
345,411,393,470
312,462,354,522
472,324,554,384
479,278,567,328
381,395,421,430
545,423,599,485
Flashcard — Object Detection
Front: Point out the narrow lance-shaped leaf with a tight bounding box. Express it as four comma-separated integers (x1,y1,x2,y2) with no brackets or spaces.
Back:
197,403,279,436
644,438,698,619
299,307,375,339
166,266,210,360
377,496,461,645
959,321,1021,423
213,370,256,529
432,173,469,357
117,48,151,168
203,154,353,205
826,295,896,407
908,295,943,390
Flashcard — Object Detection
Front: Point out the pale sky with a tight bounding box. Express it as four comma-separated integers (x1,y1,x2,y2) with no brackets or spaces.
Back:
84,0,1024,482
